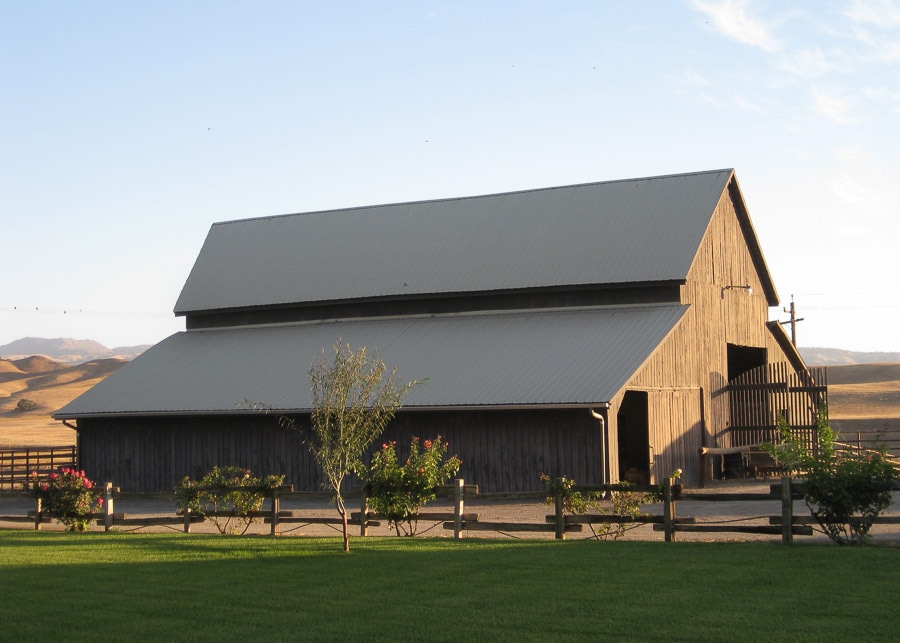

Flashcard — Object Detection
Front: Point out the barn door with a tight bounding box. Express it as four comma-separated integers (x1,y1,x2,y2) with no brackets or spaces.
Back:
617,391,650,484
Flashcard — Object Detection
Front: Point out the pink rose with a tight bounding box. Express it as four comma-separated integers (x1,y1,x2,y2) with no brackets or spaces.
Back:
97,498,104,506
49,473,57,480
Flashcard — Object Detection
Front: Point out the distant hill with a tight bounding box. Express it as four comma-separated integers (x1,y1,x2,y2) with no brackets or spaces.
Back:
0,337,150,364
800,347,900,366
0,355,128,446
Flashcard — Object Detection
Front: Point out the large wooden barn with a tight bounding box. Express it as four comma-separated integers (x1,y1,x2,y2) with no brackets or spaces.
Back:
55,169,814,492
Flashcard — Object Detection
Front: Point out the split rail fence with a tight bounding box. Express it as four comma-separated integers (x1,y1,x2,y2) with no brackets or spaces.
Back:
0,446,76,490
4,477,898,542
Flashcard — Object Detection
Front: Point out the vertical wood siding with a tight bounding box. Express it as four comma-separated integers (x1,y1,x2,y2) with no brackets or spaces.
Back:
621,185,803,484
78,409,604,493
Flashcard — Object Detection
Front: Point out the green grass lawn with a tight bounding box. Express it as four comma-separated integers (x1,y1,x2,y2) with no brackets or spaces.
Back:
1,532,897,641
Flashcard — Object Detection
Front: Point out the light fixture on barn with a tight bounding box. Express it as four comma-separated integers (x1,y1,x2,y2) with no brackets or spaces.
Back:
721,284,753,298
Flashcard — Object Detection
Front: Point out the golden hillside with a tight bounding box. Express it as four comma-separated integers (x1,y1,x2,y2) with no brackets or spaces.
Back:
0,357,126,447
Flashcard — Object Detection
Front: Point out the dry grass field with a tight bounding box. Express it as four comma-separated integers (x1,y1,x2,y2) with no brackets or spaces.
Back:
2,355,899,453
826,363,900,453
0,356,125,447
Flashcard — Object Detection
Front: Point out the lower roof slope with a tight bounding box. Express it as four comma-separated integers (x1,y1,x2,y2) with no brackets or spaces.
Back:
55,304,687,418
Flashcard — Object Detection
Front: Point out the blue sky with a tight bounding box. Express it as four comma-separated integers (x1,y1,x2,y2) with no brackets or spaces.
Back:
2,1,899,352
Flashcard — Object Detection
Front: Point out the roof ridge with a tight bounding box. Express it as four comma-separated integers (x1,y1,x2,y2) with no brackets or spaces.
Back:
214,168,735,226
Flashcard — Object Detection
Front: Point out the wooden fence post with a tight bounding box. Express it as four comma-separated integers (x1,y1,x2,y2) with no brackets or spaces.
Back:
453,478,464,539
270,487,280,537
663,477,676,542
360,489,369,537
698,448,708,489
104,482,114,532
781,476,793,544
554,479,565,540
35,496,42,531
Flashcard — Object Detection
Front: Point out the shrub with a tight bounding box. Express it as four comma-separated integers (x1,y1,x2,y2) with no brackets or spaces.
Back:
29,468,102,532
15,398,38,411
762,406,896,545
361,436,461,536
175,466,285,535
540,474,658,540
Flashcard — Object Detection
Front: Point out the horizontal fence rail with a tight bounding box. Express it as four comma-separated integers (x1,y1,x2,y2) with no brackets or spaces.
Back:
0,446,77,490
3,477,898,542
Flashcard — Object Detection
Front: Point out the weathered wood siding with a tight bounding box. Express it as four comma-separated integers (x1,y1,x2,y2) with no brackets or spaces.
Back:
617,184,801,483
77,416,321,492
77,409,604,493
385,409,604,493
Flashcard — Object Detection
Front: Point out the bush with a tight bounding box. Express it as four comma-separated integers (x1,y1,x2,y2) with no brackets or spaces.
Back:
174,466,285,535
29,468,102,531
15,398,38,411
540,474,658,540
763,407,896,545
361,436,461,536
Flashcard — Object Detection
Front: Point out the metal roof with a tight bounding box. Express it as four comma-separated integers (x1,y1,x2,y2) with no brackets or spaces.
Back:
54,304,687,418
174,169,735,314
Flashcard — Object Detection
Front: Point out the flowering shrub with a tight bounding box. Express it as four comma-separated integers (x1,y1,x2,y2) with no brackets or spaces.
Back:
29,468,102,532
763,407,897,545
361,436,461,536
175,466,285,535
540,474,656,540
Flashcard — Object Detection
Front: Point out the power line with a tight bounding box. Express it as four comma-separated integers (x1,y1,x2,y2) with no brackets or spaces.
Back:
1,306,172,319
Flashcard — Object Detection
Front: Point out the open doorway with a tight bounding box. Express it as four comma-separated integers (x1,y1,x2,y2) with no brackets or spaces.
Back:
727,344,767,381
617,391,649,484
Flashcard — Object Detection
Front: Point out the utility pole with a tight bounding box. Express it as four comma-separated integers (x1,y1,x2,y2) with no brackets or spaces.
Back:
782,295,805,346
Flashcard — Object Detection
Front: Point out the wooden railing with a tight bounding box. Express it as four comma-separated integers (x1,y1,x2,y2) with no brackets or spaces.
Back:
4,477,898,542
0,446,77,490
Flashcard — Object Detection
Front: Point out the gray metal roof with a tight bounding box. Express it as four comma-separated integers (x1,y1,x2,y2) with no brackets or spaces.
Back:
54,304,687,418
174,170,735,314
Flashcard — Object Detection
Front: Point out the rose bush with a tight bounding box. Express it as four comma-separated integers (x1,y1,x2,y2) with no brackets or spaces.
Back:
361,436,461,536
175,466,285,535
29,468,102,532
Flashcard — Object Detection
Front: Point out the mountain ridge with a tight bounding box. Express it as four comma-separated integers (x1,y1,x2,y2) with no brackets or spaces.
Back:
0,337,150,364
799,347,900,366
1,337,897,367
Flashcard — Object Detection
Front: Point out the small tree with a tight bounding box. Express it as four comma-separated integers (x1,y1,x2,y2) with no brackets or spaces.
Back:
281,343,418,552
763,406,896,545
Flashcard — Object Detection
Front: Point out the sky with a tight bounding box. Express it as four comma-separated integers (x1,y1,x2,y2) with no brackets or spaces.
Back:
2,1,899,352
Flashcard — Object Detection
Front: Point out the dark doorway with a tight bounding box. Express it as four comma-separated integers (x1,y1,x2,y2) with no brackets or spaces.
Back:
727,344,767,381
617,390,649,484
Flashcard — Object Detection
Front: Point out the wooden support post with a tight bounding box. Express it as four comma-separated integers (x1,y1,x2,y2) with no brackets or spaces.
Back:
781,476,793,544
183,506,192,533
554,479,566,540
104,482,114,532
698,448,708,489
453,478,464,539
663,477,676,542
360,489,368,537
35,496,42,531
270,487,280,537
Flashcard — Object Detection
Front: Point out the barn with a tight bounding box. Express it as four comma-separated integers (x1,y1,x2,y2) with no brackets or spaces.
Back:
54,169,815,492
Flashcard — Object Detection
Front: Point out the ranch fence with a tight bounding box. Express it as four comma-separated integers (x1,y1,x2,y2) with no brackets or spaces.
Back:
0,446,77,490
3,476,898,542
